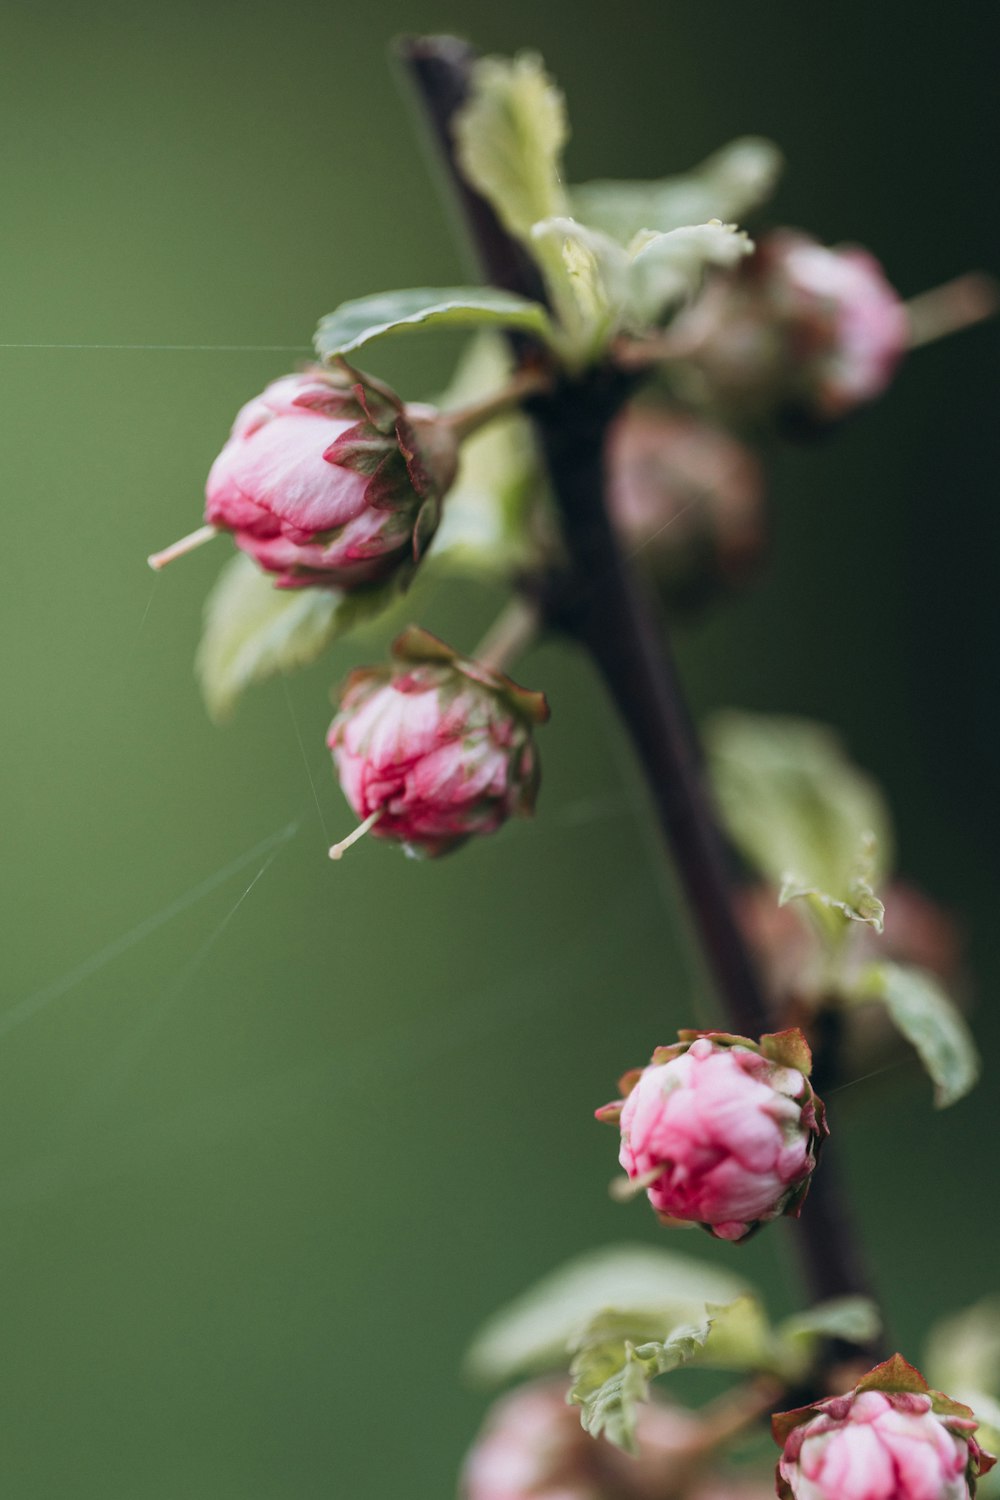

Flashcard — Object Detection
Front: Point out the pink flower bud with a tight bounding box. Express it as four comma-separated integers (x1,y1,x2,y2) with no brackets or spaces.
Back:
204,366,456,588
596,1030,827,1241
461,1379,762,1500
773,1355,997,1500
676,230,909,429
607,404,766,609
328,626,549,859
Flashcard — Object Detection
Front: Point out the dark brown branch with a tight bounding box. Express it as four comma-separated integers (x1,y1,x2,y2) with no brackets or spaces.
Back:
398,34,881,1350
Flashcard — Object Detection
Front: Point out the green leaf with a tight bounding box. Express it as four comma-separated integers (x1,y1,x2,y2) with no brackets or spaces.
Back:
196,553,394,721
569,1311,715,1453
778,862,886,938
428,336,551,580
571,137,784,244
778,1297,883,1373
705,711,894,909
925,1298,1000,1400
314,287,554,362
453,52,569,241
623,220,753,326
851,962,980,1108
463,1243,748,1386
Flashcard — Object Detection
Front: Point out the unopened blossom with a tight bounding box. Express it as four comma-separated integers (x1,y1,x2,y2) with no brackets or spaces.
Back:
674,229,909,428
203,366,456,588
328,626,549,859
607,403,765,609
461,1379,769,1500
773,1355,996,1500
596,1030,826,1241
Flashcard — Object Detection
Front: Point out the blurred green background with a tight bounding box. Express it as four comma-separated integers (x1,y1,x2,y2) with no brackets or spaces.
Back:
1,1,997,1494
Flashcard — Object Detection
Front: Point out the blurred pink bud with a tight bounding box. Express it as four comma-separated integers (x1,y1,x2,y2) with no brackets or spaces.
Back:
461,1379,763,1500
773,1355,996,1500
328,626,549,859
597,1030,827,1241
204,366,455,588
607,404,766,609
676,230,909,429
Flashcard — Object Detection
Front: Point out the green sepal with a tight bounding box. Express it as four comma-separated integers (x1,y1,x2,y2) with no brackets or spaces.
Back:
759,1028,814,1076
388,626,550,727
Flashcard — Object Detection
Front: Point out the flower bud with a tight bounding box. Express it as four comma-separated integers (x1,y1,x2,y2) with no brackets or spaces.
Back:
204,365,457,588
328,626,549,859
596,1030,827,1241
607,403,766,610
674,230,909,429
773,1354,997,1500
461,1379,768,1500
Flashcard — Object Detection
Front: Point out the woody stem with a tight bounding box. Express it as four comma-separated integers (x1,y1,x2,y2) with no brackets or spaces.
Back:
401,31,882,1360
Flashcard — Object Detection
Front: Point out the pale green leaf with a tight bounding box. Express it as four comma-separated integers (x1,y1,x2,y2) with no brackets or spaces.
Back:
529,217,628,365
851,962,980,1108
778,1297,882,1372
571,137,784,244
569,1310,716,1452
624,220,753,325
314,287,554,361
428,335,550,580
926,1298,1000,1399
453,52,569,241
778,865,886,937
464,1243,748,1386
705,711,894,904
196,553,393,721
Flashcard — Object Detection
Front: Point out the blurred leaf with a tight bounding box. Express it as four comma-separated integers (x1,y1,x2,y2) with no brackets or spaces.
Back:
464,1243,748,1386
196,553,393,721
851,962,980,1108
926,1298,1000,1399
429,336,550,579
778,863,886,938
705,711,894,906
778,1297,882,1370
454,52,569,241
624,220,752,325
571,137,784,243
569,1310,715,1453
314,287,554,361
529,217,627,365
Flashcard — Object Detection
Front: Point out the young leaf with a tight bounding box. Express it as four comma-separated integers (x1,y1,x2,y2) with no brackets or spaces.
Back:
464,1243,748,1386
851,962,980,1108
571,136,784,244
568,1309,716,1452
453,52,569,241
314,287,554,361
529,217,628,365
925,1297,1000,1401
705,711,894,903
196,553,394,721
777,1297,883,1373
427,335,550,580
778,865,886,937
624,220,753,326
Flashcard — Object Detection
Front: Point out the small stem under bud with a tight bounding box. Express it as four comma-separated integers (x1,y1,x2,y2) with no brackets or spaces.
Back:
147,523,219,571
474,595,541,674
608,1164,666,1202
444,363,553,442
328,808,383,861
907,271,999,349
